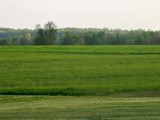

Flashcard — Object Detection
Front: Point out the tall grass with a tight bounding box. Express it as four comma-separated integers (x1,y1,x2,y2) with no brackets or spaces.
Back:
0,45,160,95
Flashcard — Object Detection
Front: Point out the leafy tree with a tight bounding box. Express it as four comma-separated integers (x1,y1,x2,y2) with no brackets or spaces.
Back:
1,27,160,45
0,38,11,45
63,32,75,45
34,21,57,45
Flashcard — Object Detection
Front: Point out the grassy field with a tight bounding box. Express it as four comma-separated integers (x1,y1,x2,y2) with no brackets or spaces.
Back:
0,45,160,119
0,95,160,119
0,45,160,95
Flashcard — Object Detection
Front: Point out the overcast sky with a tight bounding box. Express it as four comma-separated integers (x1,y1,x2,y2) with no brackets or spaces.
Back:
0,0,160,30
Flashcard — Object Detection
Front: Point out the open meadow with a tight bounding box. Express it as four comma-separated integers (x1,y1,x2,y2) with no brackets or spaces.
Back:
0,45,160,95
0,45,160,119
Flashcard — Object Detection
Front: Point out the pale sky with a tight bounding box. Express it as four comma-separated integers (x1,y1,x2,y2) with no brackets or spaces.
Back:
0,0,160,30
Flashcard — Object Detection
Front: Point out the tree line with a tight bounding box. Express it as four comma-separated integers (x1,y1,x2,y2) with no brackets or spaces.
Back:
1,21,160,45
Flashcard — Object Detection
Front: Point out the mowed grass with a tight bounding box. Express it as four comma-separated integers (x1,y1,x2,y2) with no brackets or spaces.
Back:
0,95,160,120
0,45,160,95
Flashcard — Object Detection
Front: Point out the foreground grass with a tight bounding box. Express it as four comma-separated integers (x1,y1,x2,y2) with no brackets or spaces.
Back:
0,45,160,95
0,95,160,119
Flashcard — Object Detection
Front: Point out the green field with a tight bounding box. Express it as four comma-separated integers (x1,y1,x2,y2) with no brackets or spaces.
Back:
0,45,160,95
0,95,160,119
0,45,160,119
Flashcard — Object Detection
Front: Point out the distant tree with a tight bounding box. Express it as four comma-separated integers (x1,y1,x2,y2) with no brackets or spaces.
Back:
34,21,57,45
84,31,95,45
84,31,103,45
1,27,160,45
76,34,85,45
0,38,11,45
63,32,75,45
19,33,33,45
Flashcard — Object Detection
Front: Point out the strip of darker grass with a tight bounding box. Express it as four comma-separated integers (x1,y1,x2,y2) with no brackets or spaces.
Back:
0,88,91,96
1,50,160,55
1,87,160,97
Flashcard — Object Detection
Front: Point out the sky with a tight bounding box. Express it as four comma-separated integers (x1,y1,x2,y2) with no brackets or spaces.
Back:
0,0,160,30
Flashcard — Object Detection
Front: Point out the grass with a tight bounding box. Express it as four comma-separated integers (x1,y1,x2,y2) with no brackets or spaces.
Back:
0,45,160,119
0,95,160,119
0,45,160,95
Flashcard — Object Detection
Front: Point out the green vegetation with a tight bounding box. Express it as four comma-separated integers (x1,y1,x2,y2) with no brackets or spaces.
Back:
34,21,57,45
1,26,160,45
0,45,160,95
0,95,160,119
0,45,160,119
